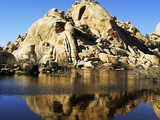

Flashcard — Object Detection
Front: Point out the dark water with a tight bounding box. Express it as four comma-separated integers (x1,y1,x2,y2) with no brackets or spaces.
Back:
0,69,160,120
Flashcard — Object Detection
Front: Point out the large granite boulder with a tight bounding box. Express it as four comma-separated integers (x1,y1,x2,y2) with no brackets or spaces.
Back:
12,8,78,67
0,51,16,65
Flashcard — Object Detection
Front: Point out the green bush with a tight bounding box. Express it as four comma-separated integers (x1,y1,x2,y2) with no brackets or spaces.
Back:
150,41,160,49
116,50,128,57
7,41,12,46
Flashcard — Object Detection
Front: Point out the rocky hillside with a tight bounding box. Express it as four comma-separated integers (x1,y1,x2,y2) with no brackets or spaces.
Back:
2,0,160,74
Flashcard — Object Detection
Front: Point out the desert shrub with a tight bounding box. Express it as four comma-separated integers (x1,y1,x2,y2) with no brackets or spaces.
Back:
149,41,160,49
7,41,12,46
80,25,88,33
116,50,129,57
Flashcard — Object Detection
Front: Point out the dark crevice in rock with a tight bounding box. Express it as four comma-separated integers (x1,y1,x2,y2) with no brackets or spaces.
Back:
65,34,72,62
78,6,86,20
110,20,151,54
55,22,66,33
29,64,39,76
74,28,97,45
118,27,151,54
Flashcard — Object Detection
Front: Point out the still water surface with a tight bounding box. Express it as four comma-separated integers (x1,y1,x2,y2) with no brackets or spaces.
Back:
0,69,160,120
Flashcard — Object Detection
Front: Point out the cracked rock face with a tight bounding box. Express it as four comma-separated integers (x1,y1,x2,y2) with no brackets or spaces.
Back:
68,1,149,52
12,8,78,65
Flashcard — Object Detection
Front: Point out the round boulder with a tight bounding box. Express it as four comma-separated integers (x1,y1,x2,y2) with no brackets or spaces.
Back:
0,52,16,65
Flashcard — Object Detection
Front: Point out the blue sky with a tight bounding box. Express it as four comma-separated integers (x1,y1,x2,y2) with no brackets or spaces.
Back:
0,0,160,47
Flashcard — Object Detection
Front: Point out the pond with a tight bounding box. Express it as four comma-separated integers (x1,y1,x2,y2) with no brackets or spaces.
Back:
0,69,160,120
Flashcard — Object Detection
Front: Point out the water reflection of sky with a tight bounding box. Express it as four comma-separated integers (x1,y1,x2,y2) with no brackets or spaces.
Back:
113,102,159,120
0,70,160,120
0,96,42,120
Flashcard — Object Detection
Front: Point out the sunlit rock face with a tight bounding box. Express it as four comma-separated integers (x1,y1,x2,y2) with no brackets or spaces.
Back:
68,0,113,39
68,0,147,51
12,9,78,64
155,22,160,35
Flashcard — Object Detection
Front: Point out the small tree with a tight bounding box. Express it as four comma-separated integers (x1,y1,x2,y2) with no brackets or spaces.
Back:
7,41,12,46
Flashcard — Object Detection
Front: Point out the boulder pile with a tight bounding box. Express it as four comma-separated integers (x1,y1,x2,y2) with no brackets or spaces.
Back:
2,0,160,74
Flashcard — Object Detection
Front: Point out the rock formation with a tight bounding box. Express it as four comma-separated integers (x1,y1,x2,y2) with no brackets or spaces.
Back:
0,51,16,65
155,22,160,35
0,51,16,75
12,9,78,64
4,0,160,73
